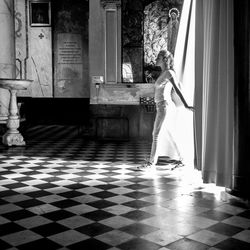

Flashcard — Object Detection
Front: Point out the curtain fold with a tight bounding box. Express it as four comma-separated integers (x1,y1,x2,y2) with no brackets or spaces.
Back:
194,0,234,188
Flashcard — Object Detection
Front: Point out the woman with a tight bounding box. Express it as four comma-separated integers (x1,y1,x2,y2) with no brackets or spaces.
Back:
139,50,193,170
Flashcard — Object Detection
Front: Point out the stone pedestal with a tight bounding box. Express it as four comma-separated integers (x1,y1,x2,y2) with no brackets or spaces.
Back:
0,79,32,146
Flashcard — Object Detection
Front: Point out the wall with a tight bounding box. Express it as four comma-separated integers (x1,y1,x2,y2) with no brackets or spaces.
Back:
14,0,155,140
15,0,89,98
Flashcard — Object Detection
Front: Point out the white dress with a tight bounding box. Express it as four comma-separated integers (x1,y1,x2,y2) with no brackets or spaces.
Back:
155,72,182,161
157,74,194,165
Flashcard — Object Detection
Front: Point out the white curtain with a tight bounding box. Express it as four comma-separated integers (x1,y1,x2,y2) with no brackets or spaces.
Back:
194,0,234,187
174,0,234,188
172,0,196,166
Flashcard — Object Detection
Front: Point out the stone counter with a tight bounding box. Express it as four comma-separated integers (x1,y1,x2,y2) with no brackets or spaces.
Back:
90,83,154,105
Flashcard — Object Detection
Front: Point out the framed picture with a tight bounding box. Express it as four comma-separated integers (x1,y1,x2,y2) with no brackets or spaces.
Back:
30,1,51,27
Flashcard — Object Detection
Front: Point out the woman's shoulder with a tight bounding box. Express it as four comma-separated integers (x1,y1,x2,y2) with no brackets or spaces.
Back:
162,70,175,80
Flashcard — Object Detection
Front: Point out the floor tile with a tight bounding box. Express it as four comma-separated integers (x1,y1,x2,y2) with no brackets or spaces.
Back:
0,230,42,246
122,200,153,209
187,229,228,246
119,222,159,236
67,238,110,250
65,203,97,214
159,221,201,237
121,210,154,221
237,210,250,219
75,222,113,236
26,203,59,215
99,215,134,229
0,204,22,215
83,210,115,221
232,229,250,243
95,229,134,246
17,238,61,250
166,238,210,250
181,215,218,229
214,238,250,250
0,239,12,250
214,204,246,215
103,204,135,215
0,222,25,237
87,200,117,209
58,215,94,229
31,222,69,237
222,215,250,229
206,222,243,236
199,210,232,221
48,229,89,246
141,229,183,246
15,215,52,229
2,209,35,221
118,238,160,250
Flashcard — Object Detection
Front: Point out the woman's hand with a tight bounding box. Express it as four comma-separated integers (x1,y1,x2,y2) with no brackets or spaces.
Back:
186,106,194,111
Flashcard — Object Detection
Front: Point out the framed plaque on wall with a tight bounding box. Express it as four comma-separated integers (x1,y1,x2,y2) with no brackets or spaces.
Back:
29,0,51,27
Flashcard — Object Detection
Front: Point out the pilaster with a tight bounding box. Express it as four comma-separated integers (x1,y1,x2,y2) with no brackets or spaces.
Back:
0,0,15,122
100,0,121,84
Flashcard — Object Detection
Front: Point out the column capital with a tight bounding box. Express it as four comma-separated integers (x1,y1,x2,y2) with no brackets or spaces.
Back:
100,0,121,10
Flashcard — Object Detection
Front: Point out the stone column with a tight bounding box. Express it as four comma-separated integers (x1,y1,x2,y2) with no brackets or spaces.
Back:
0,0,15,122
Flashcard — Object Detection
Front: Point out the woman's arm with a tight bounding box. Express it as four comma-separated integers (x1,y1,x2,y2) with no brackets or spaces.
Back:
168,71,194,110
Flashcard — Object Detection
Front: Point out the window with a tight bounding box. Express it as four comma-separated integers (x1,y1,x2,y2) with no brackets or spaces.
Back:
122,0,183,83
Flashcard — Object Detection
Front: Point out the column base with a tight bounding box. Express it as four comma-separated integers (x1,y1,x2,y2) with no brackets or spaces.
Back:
2,132,26,146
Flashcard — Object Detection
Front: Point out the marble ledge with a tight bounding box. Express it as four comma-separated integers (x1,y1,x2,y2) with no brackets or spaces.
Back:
91,82,155,105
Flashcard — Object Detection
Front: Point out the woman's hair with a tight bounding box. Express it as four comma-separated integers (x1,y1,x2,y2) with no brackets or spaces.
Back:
157,50,175,70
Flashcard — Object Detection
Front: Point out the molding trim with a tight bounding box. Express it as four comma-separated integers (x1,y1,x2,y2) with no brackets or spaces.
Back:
100,0,121,10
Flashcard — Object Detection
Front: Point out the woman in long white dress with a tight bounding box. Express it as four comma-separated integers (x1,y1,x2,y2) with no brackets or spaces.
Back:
139,50,193,170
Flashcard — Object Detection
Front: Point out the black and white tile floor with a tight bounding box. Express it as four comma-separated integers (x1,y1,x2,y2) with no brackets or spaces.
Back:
0,125,250,250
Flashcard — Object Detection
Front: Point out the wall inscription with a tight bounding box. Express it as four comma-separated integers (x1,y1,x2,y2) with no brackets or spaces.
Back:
55,33,87,97
58,39,82,64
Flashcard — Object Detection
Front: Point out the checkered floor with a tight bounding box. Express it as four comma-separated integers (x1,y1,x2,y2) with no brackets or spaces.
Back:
0,125,250,250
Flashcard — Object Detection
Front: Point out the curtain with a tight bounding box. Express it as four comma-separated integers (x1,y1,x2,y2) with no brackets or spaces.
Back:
173,0,196,166
194,0,234,187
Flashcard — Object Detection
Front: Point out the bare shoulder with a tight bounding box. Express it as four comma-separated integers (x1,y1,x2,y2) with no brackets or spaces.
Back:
168,69,176,78
157,70,175,83
161,70,171,78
